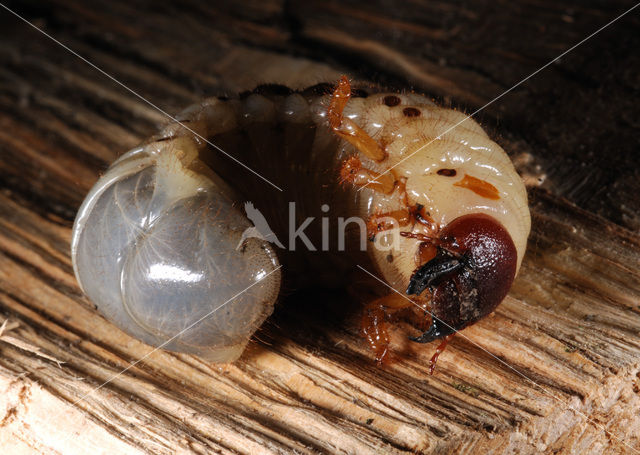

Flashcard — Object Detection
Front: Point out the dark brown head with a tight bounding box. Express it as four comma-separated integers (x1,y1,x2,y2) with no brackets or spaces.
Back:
406,214,517,342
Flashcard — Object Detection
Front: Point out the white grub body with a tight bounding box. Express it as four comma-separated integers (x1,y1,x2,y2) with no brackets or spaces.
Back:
71,83,530,362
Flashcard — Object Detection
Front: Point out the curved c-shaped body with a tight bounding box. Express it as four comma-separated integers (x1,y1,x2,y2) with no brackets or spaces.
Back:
72,80,530,364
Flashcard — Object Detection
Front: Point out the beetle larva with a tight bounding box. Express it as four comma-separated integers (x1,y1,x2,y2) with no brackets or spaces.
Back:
72,76,530,369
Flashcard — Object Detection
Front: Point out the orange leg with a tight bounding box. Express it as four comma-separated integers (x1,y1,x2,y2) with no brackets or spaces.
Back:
340,156,395,194
328,76,386,162
363,177,438,241
368,206,439,244
362,304,391,365
400,202,442,267
361,293,414,364
366,208,413,240
428,334,454,375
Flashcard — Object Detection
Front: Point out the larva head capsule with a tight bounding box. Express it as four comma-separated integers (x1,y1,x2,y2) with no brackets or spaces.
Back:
71,137,281,362
406,214,518,341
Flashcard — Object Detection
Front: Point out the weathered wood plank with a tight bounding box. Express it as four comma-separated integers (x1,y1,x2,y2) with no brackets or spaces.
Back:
1,0,639,453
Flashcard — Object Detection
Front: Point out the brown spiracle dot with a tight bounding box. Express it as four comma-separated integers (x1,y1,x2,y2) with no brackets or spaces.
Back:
402,107,421,117
383,95,401,107
437,168,457,177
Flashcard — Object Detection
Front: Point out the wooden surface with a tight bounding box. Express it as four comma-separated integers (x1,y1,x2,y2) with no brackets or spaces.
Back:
1,1,639,453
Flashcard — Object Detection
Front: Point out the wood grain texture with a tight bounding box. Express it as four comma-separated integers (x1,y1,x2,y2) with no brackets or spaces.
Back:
0,0,639,453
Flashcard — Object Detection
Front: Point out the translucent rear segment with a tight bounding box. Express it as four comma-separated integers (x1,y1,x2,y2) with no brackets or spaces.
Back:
73,153,281,362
